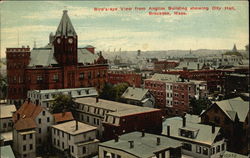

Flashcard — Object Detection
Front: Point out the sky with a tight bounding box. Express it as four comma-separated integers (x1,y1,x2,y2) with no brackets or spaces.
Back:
0,1,249,58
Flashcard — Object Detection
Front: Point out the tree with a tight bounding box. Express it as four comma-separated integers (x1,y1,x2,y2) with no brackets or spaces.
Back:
0,74,7,99
50,94,74,114
189,97,211,115
113,83,129,101
99,82,129,101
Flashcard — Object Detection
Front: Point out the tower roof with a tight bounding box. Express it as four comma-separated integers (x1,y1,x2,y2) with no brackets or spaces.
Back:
55,10,77,37
232,44,238,52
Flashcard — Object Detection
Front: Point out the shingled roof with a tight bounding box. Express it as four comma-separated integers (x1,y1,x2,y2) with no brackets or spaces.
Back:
53,112,74,124
13,101,43,131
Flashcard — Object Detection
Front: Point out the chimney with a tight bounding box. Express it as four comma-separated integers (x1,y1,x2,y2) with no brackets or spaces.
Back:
114,135,119,142
156,137,161,145
212,124,215,134
128,141,134,148
141,129,145,137
96,97,99,103
35,99,39,106
197,63,200,70
167,125,170,136
76,120,78,130
182,116,186,127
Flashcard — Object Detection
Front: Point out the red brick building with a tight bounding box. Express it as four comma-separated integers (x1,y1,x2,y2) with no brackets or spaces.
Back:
154,60,179,73
6,10,108,105
145,74,208,116
107,69,142,87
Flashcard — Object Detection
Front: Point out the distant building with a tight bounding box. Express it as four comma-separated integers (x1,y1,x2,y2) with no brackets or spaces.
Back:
224,72,249,95
27,87,98,109
0,145,16,158
13,100,54,156
107,69,142,87
145,73,208,116
0,104,16,132
162,117,227,158
74,97,163,140
121,87,155,108
98,131,182,158
51,120,99,158
200,97,249,155
154,60,179,72
6,10,108,106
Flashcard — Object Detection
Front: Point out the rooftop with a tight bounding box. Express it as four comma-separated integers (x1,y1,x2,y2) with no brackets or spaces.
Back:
162,117,221,146
75,97,160,117
145,73,180,82
0,104,16,119
99,132,182,158
121,87,149,101
0,145,15,158
53,112,74,123
222,151,248,158
51,120,97,135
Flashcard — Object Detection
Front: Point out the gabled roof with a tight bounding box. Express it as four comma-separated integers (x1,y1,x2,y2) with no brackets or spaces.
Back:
0,104,16,119
53,112,74,123
214,97,249,122
121,87,149,101
162,117,221,146
14,118,37,131
55,10,77,37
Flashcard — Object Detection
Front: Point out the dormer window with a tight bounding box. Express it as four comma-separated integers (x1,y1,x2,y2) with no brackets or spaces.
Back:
179,128,198,139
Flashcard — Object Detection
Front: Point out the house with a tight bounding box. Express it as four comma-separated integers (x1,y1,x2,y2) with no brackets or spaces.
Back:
121,87,155,108
162,117,226,158
98,131,182,158
6,10,108,106
27,87,98,109
0,104,16,132
74,97,163,140
0,145,16,158
200,97,250,155
12,100,54,156
51,120,99,158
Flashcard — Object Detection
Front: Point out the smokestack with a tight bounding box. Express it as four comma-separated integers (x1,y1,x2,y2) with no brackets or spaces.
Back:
156,137,161,145
114,135,119,142
141,129,145,137
167,125,170,136
212,124,215,134
182,116,186,127
96,97,99,103
197,63,200,70
76,120,78,130
128,141,134,148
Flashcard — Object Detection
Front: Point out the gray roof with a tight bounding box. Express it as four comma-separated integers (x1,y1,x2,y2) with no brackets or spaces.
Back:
162,117,221,146
215,97,249,122
175,61,200,70
146,73,180,82
0,145,15,158
28,47,99,67
74,97,160,117
121,87,149,101
0,104,16,118
55,10,77,37
99,132,182,158
51,120,97,135
222,151,248,158
184,114,201,123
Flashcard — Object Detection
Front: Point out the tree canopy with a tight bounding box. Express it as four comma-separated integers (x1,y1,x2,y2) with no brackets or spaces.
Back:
189,97,211,115
99,82,129,101
50,94,74,114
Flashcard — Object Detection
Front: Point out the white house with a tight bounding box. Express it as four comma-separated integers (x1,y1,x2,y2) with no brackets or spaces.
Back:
51,120,99,158
0,104,16,132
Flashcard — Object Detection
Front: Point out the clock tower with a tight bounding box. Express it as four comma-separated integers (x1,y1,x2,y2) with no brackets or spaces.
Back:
53,10,78,66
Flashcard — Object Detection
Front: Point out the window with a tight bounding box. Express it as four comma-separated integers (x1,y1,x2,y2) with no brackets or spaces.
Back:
211,147,215,155
79,73,84,80
38,118,41,124
42,111,45,116
203,147,208,155
82,146,86,154
216,145,220,153
54,128,56,134
196,146,201,154
62,132,64,137
29,134,32,139
54,138,56,145
3,123,6,128
57,130,59,136
38,138,41,144
30,144,33,150
47,117,50,122
113,117,116,124
62,142,64,149
53,74,59,82
117,155,121,158
71,146,74,153
111,153,115,158
57,140,60,147
222,143,225,151
182,143,192,151
87,116,89,122
23,145,26,151
68,135,71,140
38,128,41,133
23,135,26,140
36,75,43,83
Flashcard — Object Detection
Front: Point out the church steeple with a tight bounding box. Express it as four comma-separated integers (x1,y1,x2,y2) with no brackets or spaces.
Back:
232,44,238,52
55,10,77,37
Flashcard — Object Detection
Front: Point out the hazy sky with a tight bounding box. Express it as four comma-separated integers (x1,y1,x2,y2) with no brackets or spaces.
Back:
0,1,249,58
